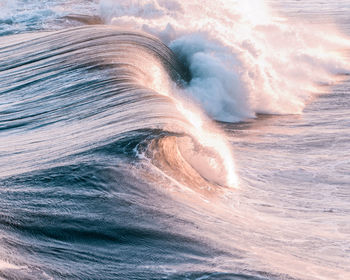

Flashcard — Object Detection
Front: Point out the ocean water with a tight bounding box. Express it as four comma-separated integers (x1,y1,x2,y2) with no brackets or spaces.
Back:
0,1,349,279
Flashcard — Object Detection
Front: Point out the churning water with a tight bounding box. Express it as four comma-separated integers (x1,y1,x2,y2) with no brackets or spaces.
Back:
0,1,349,279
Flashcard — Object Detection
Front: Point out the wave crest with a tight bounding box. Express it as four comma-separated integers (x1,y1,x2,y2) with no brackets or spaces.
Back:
0,25,237,189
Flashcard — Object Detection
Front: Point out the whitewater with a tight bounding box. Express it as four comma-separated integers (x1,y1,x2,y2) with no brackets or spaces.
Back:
0,0,349,279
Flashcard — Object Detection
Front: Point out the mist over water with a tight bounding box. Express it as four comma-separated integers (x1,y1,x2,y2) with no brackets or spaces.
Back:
0,1,350,280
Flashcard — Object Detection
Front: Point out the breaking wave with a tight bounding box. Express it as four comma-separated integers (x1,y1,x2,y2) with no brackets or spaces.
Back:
0,25,237,189
100,0,350,121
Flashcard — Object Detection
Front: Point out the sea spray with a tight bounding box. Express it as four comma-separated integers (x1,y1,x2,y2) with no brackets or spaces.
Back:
99,0,350,122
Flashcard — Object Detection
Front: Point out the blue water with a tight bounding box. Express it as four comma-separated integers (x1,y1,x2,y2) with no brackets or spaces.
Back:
0,1,350,279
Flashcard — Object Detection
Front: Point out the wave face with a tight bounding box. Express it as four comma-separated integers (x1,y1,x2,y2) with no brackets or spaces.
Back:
1,1,350,280
0,25,236,187
0,26,242,279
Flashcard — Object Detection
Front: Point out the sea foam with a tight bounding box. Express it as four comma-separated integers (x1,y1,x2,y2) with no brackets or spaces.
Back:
99,0,350,122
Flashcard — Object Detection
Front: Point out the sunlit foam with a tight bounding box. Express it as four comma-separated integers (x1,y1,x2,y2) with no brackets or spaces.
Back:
235,0,272,26
143,59,239,189
100,0,350,123
174,100,239,189
175,102,203,129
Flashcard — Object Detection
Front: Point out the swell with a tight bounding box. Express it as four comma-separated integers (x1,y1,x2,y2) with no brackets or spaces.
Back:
0,25,230,190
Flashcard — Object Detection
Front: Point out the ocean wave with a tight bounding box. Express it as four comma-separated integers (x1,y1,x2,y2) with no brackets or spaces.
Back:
1,2,350,279
0,25,237,189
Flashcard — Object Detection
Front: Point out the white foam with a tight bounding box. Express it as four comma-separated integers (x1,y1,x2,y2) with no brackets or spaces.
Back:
99,0,350,122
